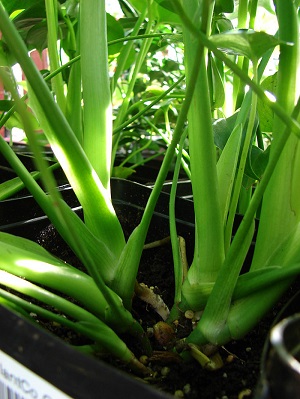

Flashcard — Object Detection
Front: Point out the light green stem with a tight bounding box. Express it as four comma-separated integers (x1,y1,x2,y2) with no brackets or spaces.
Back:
182,0,224,284
80,0,112,190
45,0,66,113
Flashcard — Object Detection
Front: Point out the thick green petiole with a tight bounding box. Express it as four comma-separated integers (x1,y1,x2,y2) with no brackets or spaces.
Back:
80,0,112,191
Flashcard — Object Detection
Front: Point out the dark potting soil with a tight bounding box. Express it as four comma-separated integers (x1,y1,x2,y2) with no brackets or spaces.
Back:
34,206,300,399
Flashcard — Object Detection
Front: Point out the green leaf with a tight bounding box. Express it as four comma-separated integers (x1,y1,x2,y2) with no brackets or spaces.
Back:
213,113,237,150
1,0,45,16
153,0,177,13
214,0,235,14
112,166,135,179
0,100,14,111
128,0,180,24
244,145,270,181
107,13,125,56
257,73,277,132
210,29,281,61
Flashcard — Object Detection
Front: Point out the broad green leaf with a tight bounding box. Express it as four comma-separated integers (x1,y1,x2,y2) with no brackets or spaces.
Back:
245,145,270,181
213,16,234,34
153,0,177,13
1,0,45,16
257,73,277,132
210,29,281,61
128,0,180,24
112,166,135,179
23,20,49,53
213,113,237,150
107,13,124,56
215,0,235,14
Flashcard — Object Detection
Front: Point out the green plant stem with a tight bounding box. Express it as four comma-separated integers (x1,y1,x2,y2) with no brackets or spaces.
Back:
169,129,188,304
181,0,225,284
111,8,147,94
113,75,185,136
112,15,157,159
233,0,248,109
45,0,66,114
80,0,112,190
65,27,83,144
143,116,191,178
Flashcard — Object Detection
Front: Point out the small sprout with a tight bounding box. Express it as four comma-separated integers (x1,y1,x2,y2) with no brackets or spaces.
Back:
153,321,175,346
188,343,224,370
245,347,252,352
184,310,194,319
174,390,184,398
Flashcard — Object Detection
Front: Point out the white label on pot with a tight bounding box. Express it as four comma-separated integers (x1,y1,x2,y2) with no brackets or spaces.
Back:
0,350,73,399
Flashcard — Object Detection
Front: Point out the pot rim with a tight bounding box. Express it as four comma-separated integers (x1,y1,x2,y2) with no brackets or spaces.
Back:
270,313,300,374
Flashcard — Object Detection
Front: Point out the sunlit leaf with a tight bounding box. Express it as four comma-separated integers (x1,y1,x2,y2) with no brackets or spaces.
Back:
112,166,135,179
128,0,180,24
257,73,277,132
210,29,281,61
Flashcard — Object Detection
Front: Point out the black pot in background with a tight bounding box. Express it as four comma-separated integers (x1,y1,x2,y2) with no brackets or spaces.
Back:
255,290,300,399
0,145,68,195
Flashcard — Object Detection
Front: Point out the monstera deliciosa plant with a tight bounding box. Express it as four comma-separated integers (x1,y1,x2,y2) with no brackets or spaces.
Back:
0,0,299,381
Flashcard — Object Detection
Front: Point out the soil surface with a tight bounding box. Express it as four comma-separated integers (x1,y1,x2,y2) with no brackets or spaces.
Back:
34,204,299,399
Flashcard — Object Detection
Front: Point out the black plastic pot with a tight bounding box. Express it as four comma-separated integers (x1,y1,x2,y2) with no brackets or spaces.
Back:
0,144,68,194
0,305,172,399
0,178,196,399
255,290,300,399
